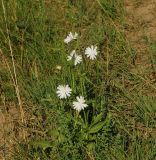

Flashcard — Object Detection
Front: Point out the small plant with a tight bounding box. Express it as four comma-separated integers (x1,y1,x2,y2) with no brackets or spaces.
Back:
30,32,111,158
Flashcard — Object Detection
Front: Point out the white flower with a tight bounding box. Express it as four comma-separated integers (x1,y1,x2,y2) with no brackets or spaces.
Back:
74,54,82,66
85,45,98,60
67,50,82,66
64,32,78,44
67,50,76,61
73,32,78,39
56,85,72,99
73,96,88,112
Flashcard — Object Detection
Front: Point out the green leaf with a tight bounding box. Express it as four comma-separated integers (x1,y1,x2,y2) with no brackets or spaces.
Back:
30,140,52,150
88,113,111,134
47,129,66,142
47,129,59,138
88,135,96,141
88,121,105,134
92,112,103,126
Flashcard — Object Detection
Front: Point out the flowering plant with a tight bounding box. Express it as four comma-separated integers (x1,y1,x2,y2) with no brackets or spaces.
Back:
30,30,112,158
53,32,111,151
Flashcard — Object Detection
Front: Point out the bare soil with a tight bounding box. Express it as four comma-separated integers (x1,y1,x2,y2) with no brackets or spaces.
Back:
0,0,156,159
125,0,156,95
125,0,156,70
0,52,22,159
0,103,20,159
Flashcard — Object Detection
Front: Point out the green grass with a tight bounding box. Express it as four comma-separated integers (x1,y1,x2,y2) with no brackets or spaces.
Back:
1,0,156,159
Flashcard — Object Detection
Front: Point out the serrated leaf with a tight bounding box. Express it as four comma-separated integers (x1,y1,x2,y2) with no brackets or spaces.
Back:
92,112,103,125
88,121,105,134
88,113,111,134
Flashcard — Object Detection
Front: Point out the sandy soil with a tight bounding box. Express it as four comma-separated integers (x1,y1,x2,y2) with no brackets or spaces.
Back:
125,0,156,71
0,51,22,159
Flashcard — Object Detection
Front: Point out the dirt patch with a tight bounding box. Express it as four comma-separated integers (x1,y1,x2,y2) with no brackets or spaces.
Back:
0,103,20,159
125,1,156,43
0,51,23,159
125,0,156,46
125,0,156,93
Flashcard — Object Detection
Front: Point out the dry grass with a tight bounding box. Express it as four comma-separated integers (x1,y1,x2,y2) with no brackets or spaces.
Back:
0,0,156,159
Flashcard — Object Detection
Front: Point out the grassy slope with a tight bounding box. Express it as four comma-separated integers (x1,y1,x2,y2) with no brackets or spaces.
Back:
0,0,156,159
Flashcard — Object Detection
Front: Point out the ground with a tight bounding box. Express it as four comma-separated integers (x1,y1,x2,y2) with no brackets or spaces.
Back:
125,0,156,98
0,0,156,159
125,0,156,77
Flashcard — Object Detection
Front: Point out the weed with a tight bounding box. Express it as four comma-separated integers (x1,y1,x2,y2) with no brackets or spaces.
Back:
1,0,156,159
